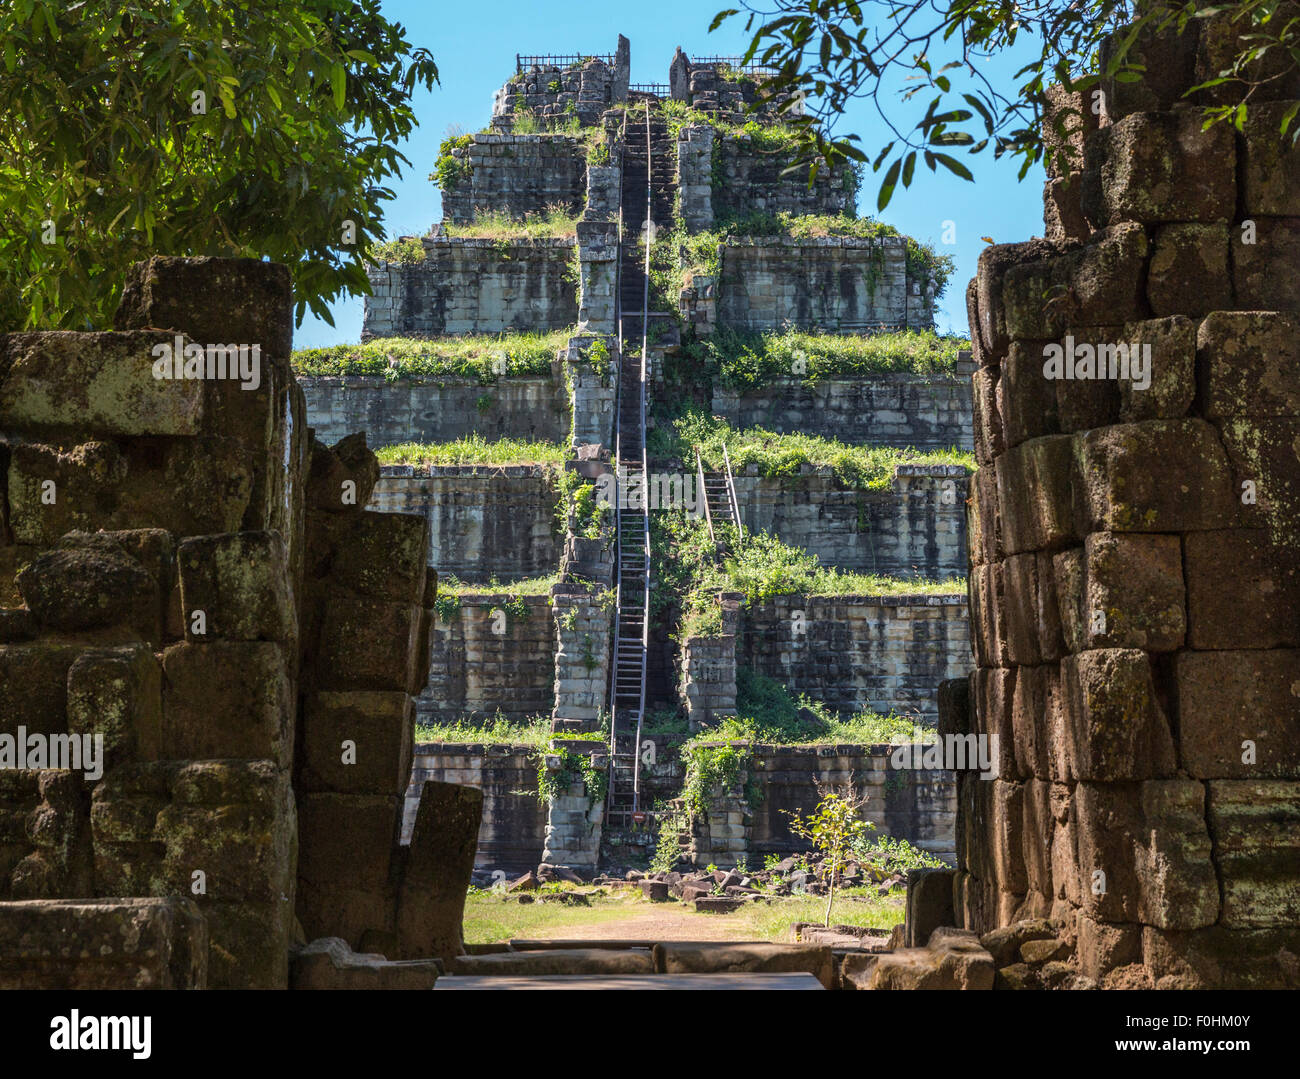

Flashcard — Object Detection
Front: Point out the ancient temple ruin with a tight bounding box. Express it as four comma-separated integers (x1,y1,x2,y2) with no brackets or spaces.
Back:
1,18,1296,991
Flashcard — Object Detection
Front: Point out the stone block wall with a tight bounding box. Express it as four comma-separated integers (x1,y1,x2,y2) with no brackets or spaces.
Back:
734,466,968,578
714,237,933,332
492,38,629,131
0,257,307,988
0,257,480,987
369,464,562,583
710,136,856,223
419,593,555,727
298,373,568,448
668,51,803,123
549,586,613,734
362,237,578,339
740,594,971,719
686,743,956,867
440,134,589,225
402,743,545,873
678,593,742,730
712,373,973,450
954,15,1300,989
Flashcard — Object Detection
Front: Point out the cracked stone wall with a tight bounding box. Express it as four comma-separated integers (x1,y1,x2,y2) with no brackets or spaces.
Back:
741,594,971,720
0,257,479,988
952,14,1300,989
362,236,578,339
711,372,972,450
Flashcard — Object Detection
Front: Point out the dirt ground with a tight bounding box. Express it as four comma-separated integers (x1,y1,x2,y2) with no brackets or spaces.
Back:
517,908,762,942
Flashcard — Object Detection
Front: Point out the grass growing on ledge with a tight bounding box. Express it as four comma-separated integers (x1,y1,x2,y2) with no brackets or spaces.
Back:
648,407,975,490
443,206,580,240
653,511,964,642
434,573,561,598
375,436,568,467
369,235,427,264
414,712,552,748
723,530,965,604
290,329,567,380
730,670,937,746
697,326,969,390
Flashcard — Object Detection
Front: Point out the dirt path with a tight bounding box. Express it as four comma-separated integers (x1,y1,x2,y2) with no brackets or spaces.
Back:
520,909,763,942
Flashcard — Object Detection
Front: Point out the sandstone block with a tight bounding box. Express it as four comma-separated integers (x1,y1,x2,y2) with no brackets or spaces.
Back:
1175,650,1300,778
654,941,833,988
1241,101,1300,214
160,642,293,764
1146,222,1231,317
1061,649,1176,781
1232,216,1300,311
1082,109,1236,226
115,256,293,362
177,531,296,643
300,691,413,796
395,781,482,961
1072,419,1238,533
1207,780,1300,928
67,644,162,769
1198,311,1300,419
1074,780,1218,929
0,897,206,988
1118,315,1196,421
18,544,159,641
1184,529,1300,648
0,331,204,438
316,592,420,693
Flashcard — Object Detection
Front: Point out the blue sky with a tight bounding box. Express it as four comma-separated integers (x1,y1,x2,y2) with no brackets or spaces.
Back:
295,0,1047,348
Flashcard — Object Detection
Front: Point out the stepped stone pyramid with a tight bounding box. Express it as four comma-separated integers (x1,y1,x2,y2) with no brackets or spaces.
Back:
294,39,974,877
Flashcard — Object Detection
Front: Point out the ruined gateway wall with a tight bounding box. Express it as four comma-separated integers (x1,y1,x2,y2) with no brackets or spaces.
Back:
951,17,1300,987
403,744,546,872
740,594,970,720
361,237,578,339
419,593,555,726
440,133,590,225
0,257,477,987
369,464,562,582
711,373,973,450
298,372,568,447
734,467,968,579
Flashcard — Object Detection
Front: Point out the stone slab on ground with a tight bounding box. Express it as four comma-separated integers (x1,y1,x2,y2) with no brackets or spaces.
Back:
435,972,825,990
448,947,655,976
290,937,442,990
654,941,835,988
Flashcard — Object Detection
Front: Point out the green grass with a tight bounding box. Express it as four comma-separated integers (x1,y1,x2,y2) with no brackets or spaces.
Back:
697,326,969,390
462,890,640,943
369,235,426,264
722,530,965,604
435,573,561,598
652,511,964,643
290,329,568,380
729,669,938,745
375,436,567,467
648,407,974,490
414,712,552,748
460,886,905,944
444,206,580,239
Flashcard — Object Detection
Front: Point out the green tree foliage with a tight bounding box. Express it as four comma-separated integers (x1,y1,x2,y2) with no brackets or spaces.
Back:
786,785,874,926
711,1,1300,206
0,0,438,330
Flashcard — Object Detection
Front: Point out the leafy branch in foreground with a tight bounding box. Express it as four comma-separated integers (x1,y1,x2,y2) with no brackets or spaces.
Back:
0,0,438,330
710,1,1300,207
